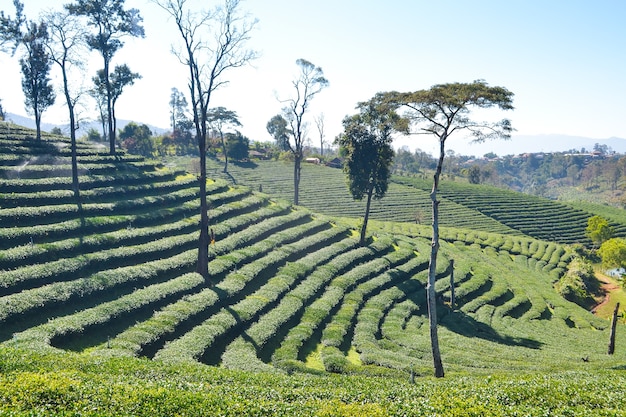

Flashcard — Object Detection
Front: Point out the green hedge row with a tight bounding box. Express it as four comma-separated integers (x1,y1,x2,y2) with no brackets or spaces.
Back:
219,236,361,372
353,283,422,372
0,169,190,194
0,176,198,208
0,249,198,324
153,224,350,364
97,217,339,357
1,187,200,227
0,205,315,329
271,239,401,371
319,253,427,373
0,160,159,180
13,273,205,350
0,228,203,296
0,180,238,249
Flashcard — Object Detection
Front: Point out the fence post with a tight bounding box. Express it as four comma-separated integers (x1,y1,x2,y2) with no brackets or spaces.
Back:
449,259,455,309
609,302,620,355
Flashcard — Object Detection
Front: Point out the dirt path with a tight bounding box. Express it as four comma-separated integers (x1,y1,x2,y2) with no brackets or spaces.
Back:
591,272,621,316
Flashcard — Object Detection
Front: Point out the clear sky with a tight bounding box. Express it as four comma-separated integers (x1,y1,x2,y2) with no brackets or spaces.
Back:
1,0,625,155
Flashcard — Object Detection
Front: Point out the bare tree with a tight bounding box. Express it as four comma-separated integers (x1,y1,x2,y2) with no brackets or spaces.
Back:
154,0,257,280
44,10,88,200
314,113,325,157
279,59,328,205
169,87,188,132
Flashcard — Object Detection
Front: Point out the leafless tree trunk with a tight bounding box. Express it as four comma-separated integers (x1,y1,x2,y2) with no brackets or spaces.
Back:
44,11,85,201
280,59,328,205
315,113,325,157
427,136,446,378
360,184,374,246
154,0,256,280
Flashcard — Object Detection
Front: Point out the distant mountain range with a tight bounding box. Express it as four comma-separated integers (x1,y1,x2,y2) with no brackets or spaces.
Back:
449,134,626,156
5,112,626,157
4,112,168,139
393,133,626,157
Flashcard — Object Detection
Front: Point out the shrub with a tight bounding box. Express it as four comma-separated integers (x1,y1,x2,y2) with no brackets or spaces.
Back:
555,257,598,309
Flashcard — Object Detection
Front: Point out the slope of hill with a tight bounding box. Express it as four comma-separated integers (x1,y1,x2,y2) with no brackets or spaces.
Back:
2,125,626,414
202,158,626,246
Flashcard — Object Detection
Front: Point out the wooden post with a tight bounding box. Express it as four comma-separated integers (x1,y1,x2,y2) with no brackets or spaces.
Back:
449,259,455,310
609,302,620,355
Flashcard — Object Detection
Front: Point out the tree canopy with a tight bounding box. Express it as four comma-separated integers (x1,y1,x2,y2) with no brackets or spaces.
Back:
0,1,54,140
336,95,407,245
119,121,154,156
19,20,55,140
382,80,515,378
225,131,249,161
208,106,242,173
266,114,291,151
66,0,145,154
385,80,514,144
586,215,614,248
598,238,626,270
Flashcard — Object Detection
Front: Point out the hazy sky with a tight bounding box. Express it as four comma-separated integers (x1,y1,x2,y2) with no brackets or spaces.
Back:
1,0,625,155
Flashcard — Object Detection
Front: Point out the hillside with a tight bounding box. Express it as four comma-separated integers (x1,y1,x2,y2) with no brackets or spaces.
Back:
2,125,626,415
201,157,626,246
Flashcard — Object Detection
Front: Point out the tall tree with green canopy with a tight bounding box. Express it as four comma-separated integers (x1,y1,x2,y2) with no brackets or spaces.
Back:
20,21,55,140
279,58,329,205
154,0,257,280
336,94,408,245
208,107,241,173
0,0,25,53
224,130,249,161
66,0,144,154
119,121,153,156
0,1,54,140
384,80,514,378
92,64,141,143
586,215,614,248
598,238,626,270
266,114,290,151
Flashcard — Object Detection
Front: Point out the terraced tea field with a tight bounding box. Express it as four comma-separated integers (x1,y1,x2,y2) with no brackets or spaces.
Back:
203,158,626,245
2,125,626,415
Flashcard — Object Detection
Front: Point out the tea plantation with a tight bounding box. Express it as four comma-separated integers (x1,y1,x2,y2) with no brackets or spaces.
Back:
2,124,626,416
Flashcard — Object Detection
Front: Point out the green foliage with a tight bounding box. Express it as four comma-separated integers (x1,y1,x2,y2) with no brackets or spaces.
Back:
336,97,402,244
119,122,154,157
586,215,614,247
598,238,626,270
4,124,626,415
19,20,55,138
1,347,626,416
466,165,481,184
384,80,514,143
266,114,290,151
68,0,145,152
224,131,249,161
336,106,396,201
555,257,598,308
